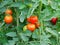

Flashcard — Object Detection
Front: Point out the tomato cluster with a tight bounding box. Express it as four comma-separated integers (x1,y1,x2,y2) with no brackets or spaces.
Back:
4,9,13,24
23,16,40,32
23,16,58,32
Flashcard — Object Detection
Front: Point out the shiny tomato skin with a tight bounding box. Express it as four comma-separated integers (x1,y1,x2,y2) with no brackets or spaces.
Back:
27,23,36,32
4,15,13,24
27,16,38,24
51,17,58,25
5,9,12,15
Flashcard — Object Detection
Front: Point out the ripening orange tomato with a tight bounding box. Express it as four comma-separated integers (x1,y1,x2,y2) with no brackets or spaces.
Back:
5,9,12,15
4,15,13,24
27,23,36,32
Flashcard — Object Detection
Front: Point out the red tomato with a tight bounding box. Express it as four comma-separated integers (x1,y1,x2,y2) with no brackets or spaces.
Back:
27,23,36,32
5,9,12,15
51,17,58,25
4,15,13,24
27,16,38,24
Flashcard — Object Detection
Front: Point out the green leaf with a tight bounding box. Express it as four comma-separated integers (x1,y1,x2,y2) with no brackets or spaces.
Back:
29,42,35,45
0,0,13,8
20,33,29,41
10,2,26,9
20,9,27,22
50,38,57,45
0,7,6,14
29,42,40,45
16,42,25,45
0,22,5,28
40,35,51,45
41,0,48,5
32,29,40,39
50,1,58,9
4,40,15,45
23,30,32,37
32,0,40,2
6,32,17,37
13,38,19,42
40,7,52,20
27,2,39,18
0,36,7,44
45,27,58,37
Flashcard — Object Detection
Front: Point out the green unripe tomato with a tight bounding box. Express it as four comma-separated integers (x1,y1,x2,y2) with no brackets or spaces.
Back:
28,4,32,8
23,25,27,31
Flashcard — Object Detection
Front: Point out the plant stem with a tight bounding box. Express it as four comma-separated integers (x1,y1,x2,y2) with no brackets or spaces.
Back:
14,0,21,42
57,35,59,45
38,0,43,44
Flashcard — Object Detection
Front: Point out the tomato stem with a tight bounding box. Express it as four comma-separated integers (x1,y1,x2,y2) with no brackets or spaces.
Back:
15,9,20,39
14,0,20,42
38,0,45,44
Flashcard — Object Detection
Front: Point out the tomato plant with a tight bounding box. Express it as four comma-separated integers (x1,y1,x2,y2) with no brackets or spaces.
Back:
0,0,60,45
